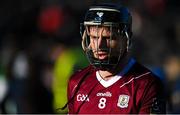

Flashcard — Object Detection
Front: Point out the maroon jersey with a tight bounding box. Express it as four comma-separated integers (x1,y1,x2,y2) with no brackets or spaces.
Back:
67,59,166,114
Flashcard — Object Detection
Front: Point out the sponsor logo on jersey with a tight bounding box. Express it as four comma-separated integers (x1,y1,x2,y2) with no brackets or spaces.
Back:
117,94,130,108
96,91,112,97
77,94,89,102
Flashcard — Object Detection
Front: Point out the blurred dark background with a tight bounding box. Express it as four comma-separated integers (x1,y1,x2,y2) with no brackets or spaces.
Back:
0,0,179,114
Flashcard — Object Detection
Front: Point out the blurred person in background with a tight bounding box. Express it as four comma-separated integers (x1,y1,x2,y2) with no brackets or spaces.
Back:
66,3,166,114
163,55,180,113
51,43,88,113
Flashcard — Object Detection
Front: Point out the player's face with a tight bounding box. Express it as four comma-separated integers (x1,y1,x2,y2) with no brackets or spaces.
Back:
88,26,123,60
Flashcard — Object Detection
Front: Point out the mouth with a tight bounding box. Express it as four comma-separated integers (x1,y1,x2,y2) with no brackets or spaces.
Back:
95,51,108,60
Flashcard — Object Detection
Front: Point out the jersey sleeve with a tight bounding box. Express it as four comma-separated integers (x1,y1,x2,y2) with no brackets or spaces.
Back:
67,66,93,114
67,77,76,114
139,76,166,114
67,70,84,113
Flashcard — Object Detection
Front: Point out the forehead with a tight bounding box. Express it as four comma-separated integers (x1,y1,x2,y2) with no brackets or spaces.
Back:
88,26,110,32
87,25,120,34
88,26,112,37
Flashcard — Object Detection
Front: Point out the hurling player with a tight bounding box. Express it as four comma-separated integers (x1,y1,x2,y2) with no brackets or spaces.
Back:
66,3,166,114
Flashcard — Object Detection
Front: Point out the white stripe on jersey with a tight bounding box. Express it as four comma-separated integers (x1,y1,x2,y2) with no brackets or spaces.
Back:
120,72,151,88
71,85,78,96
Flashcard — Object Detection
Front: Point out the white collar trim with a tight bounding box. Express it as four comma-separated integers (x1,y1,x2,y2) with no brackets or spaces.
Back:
96,71,122,88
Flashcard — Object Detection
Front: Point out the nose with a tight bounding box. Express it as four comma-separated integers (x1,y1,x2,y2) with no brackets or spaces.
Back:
98,36,107,49
98,30,107,49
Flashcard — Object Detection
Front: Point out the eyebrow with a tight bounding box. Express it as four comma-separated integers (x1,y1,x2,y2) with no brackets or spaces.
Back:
89,34,111,37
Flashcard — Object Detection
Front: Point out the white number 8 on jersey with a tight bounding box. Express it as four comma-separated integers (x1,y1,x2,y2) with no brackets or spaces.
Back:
98,97,106,109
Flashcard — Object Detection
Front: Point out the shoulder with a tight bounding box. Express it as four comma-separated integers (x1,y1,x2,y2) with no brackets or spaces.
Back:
129,62,163,86
68,65,95,84
120,61,163,90
131,63,166,113
67,65,95,94
130,62,165,99
121,61,166,113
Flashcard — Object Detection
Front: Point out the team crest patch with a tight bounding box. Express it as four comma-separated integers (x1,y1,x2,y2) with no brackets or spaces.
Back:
95,12,104,22
117,94,130,108
96,12,104,18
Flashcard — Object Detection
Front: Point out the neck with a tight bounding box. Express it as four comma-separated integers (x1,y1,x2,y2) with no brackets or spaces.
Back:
98,53,130,80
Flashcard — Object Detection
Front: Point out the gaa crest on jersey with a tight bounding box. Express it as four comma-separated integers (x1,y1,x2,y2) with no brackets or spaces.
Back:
117,94,130,108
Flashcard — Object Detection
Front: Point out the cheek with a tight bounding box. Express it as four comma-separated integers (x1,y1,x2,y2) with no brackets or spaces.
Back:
109,40,119,48
90,39,96,48
110,38,127,48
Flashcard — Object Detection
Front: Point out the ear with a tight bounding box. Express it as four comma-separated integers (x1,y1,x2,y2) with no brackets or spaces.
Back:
81,31,86,51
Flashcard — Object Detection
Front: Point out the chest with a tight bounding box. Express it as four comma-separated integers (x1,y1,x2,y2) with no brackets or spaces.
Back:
72,79,143,114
